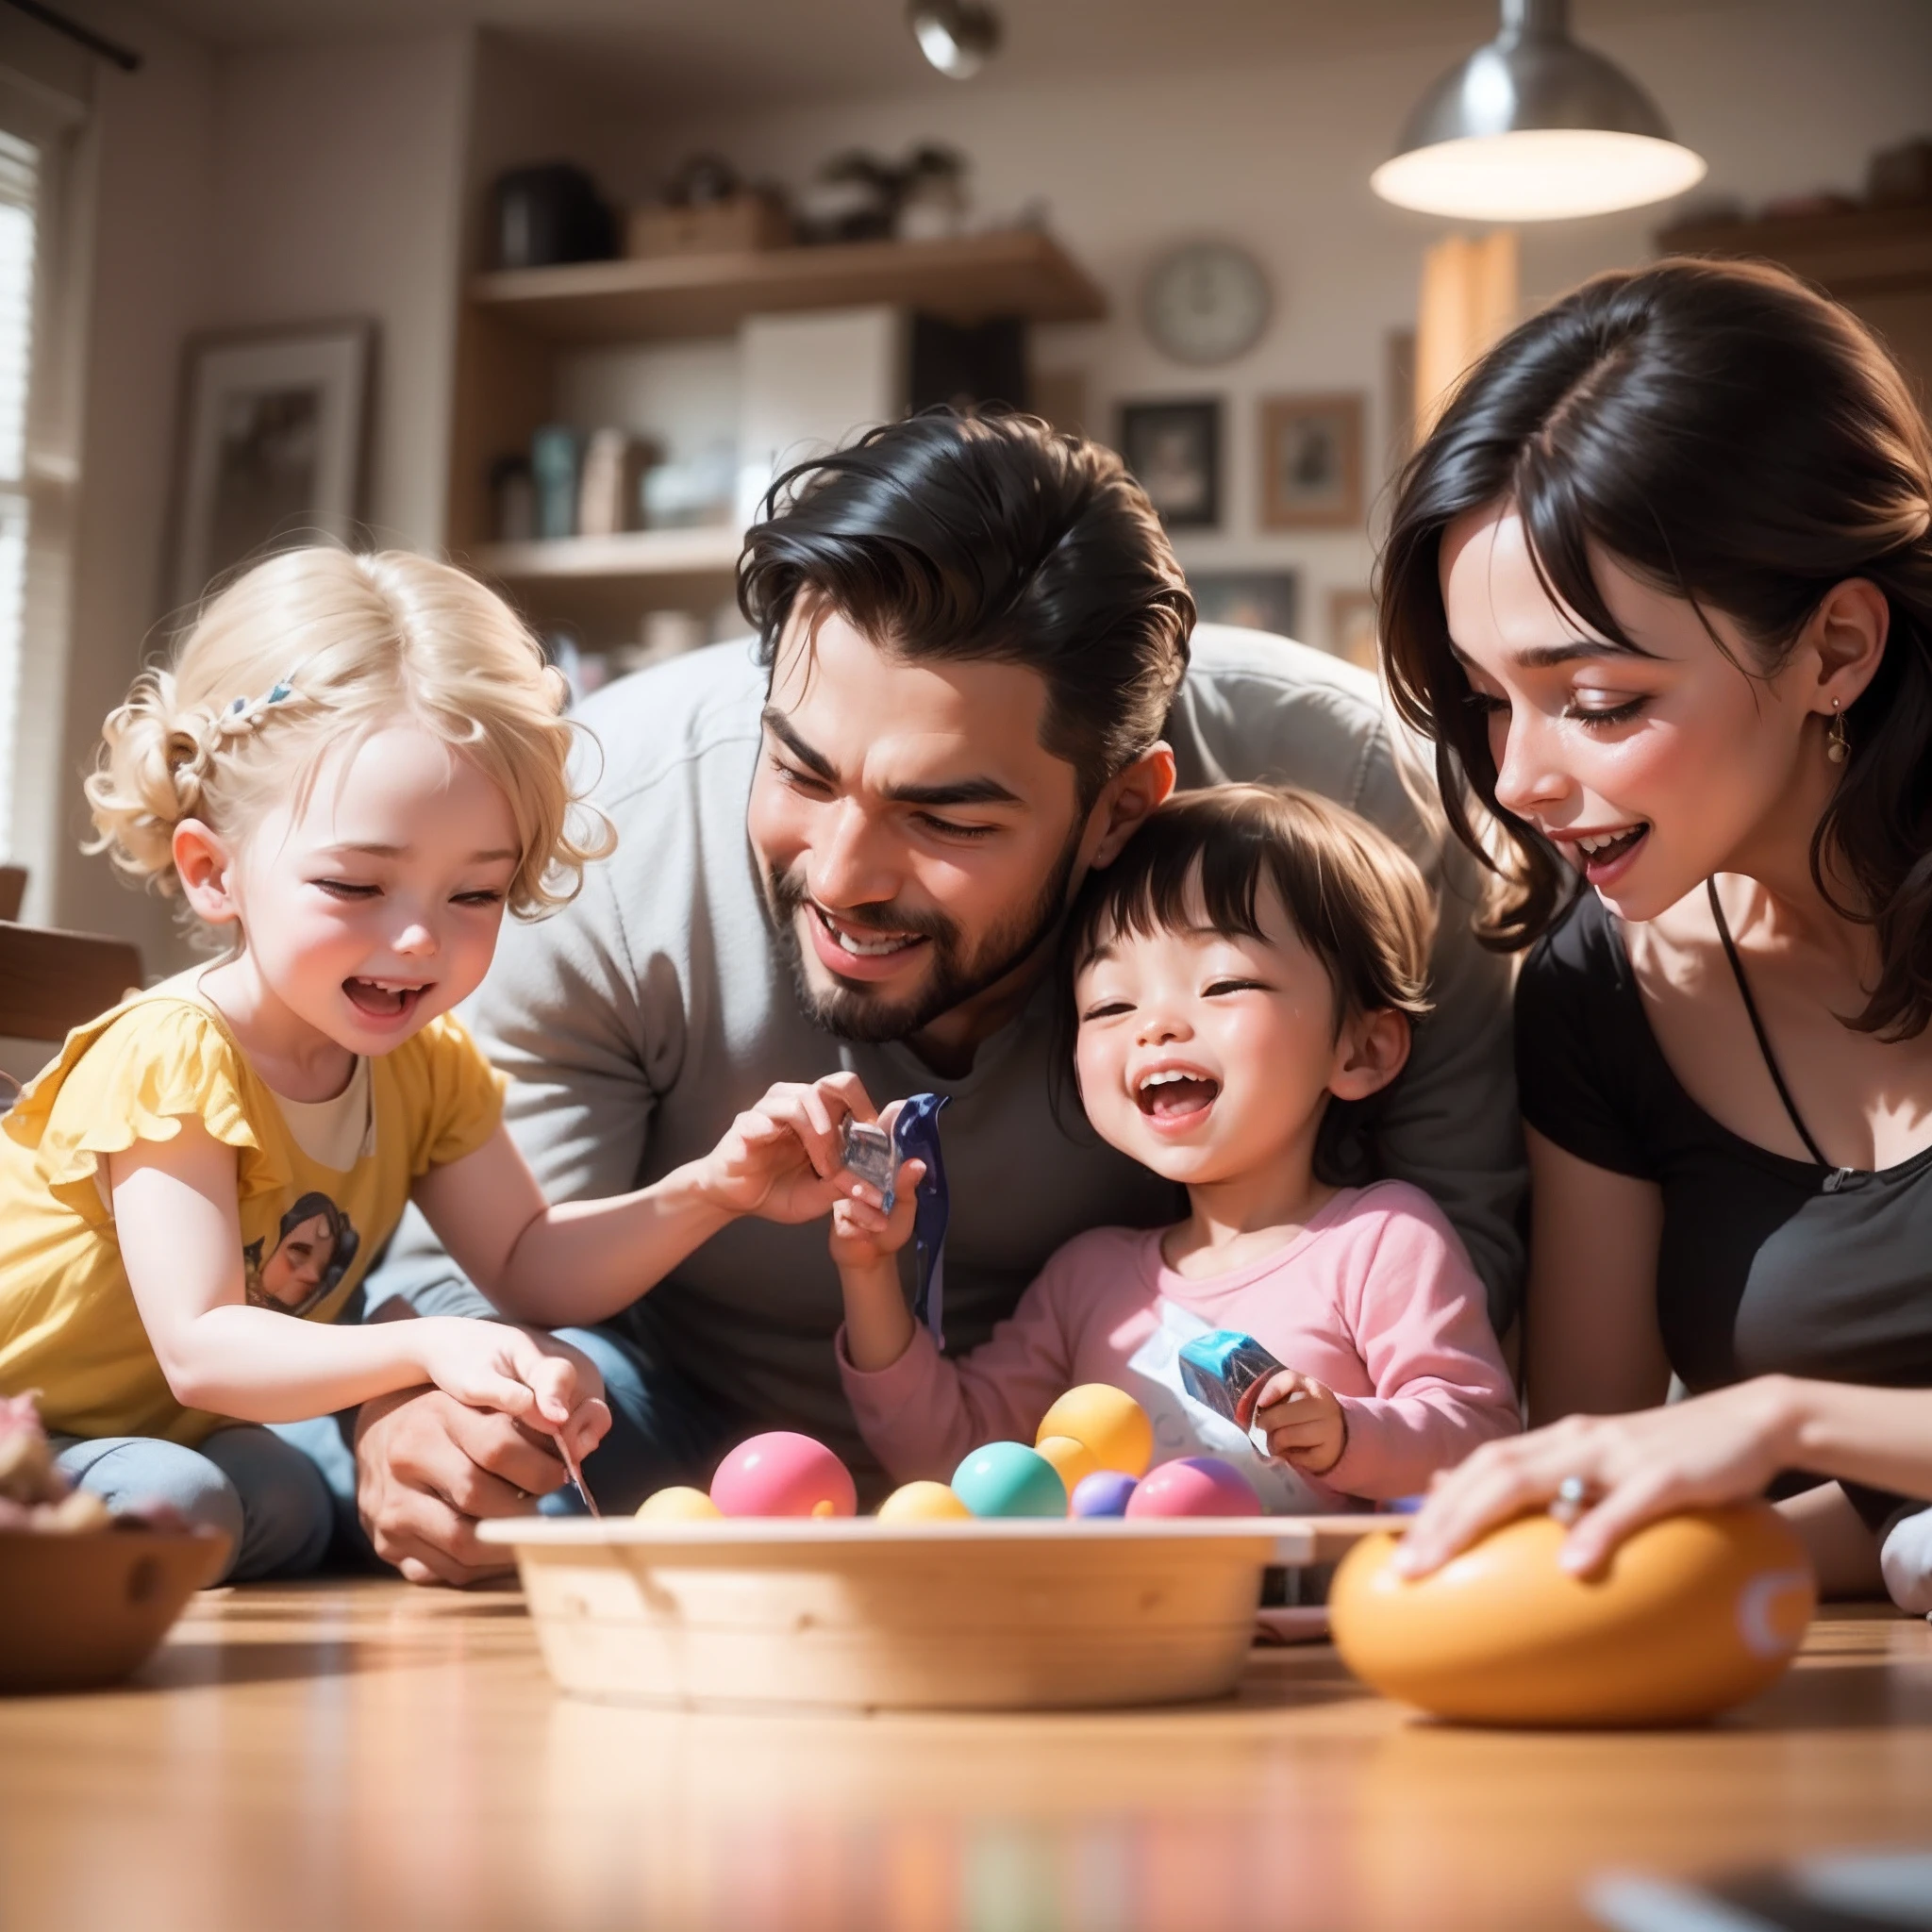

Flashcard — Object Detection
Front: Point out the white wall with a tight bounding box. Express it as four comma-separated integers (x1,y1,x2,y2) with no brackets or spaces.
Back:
208,28,472,553
587,0,1932,653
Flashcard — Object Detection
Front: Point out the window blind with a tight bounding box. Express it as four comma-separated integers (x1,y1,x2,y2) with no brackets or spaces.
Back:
0,125,37,861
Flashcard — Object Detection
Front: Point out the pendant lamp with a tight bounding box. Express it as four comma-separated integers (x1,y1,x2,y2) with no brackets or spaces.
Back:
1372,0,1706,222
908,0,1002,80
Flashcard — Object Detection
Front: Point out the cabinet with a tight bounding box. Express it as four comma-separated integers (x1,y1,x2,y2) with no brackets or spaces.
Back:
1657,204,1932,422
442,229,1108,643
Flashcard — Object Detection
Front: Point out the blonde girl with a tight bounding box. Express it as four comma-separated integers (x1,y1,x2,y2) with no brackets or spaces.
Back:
0,548,864,1581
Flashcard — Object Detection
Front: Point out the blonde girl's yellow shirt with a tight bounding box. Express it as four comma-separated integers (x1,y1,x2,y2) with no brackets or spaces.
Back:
0,974,506,1446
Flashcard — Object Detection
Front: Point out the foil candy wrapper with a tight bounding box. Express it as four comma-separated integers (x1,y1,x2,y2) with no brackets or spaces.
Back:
1177,1328,1286,1427
840,1119,898,1212
839,1098,952,1344
893,1094,951,1345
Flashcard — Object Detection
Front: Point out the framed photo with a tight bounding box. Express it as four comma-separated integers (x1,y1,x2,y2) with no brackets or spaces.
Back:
1119,398,1221,530
1191,570,1300,641
170,321,375,610
1328,588,1379,672
1259,392,1364,531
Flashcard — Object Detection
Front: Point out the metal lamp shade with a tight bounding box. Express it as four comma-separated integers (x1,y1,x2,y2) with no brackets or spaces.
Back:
908,0,1002,80
1372,0,1706,222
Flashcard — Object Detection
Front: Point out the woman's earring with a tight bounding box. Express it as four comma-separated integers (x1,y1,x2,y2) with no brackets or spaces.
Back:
1826,700,1849,765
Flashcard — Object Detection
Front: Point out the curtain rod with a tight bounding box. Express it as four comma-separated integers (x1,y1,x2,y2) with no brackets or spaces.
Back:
3,0,142,73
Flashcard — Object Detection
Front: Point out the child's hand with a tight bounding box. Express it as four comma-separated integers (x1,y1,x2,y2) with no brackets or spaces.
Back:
415,1317,612,1463
695,1073,880,1224
829,1158,925,1269
1253,1369,1347,1476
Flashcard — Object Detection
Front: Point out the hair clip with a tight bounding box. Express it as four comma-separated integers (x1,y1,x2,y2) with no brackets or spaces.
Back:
224,680,300,728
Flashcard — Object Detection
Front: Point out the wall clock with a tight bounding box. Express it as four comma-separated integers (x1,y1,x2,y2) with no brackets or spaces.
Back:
1141,241,1272,367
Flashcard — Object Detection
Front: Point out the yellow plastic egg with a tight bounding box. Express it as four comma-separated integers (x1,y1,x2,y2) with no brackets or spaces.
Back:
1033,1434,1100,1498
876,1480,972,1523
636,1485,724,1522
1329,1502,1817,1726
1036,1385,1153,1478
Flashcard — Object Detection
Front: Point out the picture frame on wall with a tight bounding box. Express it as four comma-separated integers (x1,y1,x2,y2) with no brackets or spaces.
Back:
169,321,375,611
1119,398,1221,530
1260,391,1364,531
1327,588,1379,672
1191,570,1300,641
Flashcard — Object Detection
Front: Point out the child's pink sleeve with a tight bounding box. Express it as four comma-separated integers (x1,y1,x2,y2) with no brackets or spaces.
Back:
1322,1189,1521,1501
837,1244,1090,1485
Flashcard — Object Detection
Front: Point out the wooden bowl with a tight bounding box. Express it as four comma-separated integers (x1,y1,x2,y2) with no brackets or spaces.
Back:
481,1515,1374,1712
0,1526,229,1693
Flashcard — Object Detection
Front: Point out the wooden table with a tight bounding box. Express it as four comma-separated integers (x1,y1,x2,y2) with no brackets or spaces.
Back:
2,1583,1927,1931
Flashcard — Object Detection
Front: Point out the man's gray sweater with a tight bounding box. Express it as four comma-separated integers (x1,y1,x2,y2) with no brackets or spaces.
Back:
371,625,1524,1470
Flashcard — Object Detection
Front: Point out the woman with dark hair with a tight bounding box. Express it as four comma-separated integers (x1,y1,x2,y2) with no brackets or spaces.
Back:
1373,257,1932,1606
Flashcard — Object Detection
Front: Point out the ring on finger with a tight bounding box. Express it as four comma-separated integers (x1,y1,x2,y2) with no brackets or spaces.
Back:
1549,1474,1593,1525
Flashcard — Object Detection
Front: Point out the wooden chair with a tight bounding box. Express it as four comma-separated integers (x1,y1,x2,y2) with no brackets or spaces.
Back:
0,866,24,922
0,923,144,1095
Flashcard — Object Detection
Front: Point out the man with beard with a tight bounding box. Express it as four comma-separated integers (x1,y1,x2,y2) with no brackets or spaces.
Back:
327,412,1523,1584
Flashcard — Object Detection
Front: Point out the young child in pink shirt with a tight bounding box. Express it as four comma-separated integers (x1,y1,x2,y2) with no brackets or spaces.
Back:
829,784,1520,1510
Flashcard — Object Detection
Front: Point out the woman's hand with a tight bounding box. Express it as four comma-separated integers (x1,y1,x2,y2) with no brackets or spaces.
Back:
1395,1377,1803,1580
694,1073,883,1223
412,1317,612,1464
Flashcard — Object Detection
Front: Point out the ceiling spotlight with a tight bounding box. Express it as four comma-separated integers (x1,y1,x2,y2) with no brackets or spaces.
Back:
908,0,1002,81
1372,0,1706,223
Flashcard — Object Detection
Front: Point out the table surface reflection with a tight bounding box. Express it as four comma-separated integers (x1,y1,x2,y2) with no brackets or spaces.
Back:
2,1580,1928,1931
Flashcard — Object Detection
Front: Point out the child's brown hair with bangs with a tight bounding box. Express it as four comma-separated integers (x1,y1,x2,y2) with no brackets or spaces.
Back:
1069,784,1435,1022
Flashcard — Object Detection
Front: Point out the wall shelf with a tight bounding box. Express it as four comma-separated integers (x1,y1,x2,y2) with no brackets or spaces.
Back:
468,229,1108,343
473,526,741,582
1657,203,1932,298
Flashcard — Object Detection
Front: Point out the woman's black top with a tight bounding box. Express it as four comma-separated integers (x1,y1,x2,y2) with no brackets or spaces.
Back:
1515,891,1932,1527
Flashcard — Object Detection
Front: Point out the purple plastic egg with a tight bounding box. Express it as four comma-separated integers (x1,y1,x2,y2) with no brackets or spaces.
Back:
1071,1470,1141,1518
1124,1456,1258,1519
710,1431,857,1519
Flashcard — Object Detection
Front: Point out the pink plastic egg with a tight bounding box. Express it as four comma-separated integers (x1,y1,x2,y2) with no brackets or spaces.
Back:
1124,1456,1258,1519
709,1431,857,1519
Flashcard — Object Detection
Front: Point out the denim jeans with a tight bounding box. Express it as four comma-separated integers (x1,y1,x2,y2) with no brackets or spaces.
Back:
271,1322,747,1567
54,1424,335,1584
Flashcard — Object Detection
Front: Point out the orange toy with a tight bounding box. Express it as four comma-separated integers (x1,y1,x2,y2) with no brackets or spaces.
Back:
1329,1502,1817,1726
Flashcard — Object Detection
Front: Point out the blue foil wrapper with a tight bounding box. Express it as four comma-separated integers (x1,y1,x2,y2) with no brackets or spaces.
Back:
892,1092,951,1345
839,1120,897,1210
1178,1328,1286,1427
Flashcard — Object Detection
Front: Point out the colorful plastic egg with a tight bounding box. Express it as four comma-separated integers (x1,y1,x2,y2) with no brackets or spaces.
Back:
1036,1384,1153,1478
950,1441,1067,1519
1124,1456,1258,1518
1329,1502,1817,1726
876,1480,972,1523
1070,1471,1140,1518
709,1432,858,1519
636,1485,723,1522
1033,1433,1100,1497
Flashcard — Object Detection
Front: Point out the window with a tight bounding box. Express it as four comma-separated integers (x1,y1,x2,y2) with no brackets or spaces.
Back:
0,51,89,918
0,125,38,860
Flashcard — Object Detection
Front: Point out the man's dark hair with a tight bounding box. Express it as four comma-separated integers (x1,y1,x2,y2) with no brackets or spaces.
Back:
739,409,1195,805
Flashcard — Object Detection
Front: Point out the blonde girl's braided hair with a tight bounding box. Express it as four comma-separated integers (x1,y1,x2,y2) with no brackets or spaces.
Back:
86,546,614,921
